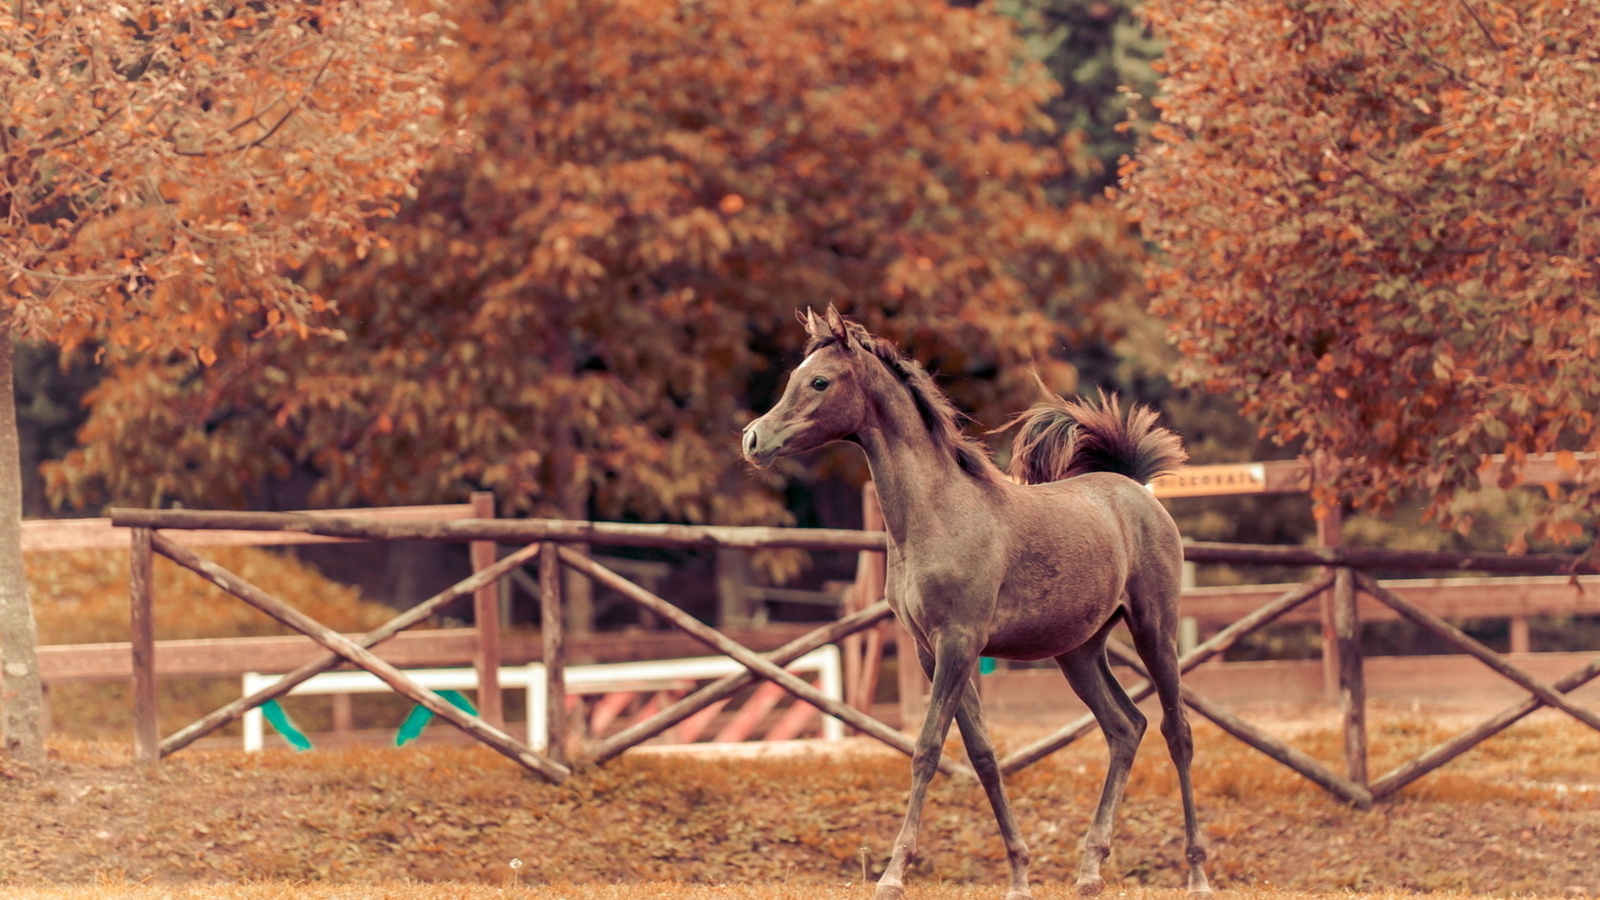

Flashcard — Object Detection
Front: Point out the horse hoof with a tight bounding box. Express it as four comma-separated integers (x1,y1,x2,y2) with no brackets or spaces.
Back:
1187,890,1216,900
874,885,906,900
1005,891,1034,900
1076,877,1105,897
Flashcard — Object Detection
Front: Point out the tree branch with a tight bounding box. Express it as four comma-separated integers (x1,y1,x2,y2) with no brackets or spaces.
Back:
1458,0,1503,52
174,49,338,158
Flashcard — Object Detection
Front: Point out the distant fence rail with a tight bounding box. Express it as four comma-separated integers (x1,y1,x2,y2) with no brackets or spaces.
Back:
88,504,1600,803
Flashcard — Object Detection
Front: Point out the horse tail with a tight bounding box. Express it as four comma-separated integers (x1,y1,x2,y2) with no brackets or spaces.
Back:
1004,387,1187,486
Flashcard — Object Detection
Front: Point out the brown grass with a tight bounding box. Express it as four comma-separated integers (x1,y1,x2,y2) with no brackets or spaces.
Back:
0,884,1327,899
0,884,1574,900
0,881,1107,899
3,712,1598,898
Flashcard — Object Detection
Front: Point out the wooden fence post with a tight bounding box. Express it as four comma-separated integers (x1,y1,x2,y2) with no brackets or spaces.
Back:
1333,567,1367,785
849,482,887,714
540,541,567,767
470,492,503,729
1509,616,1531,654
1314,457,1343,700
129,527,158,763
1315,456,1367,786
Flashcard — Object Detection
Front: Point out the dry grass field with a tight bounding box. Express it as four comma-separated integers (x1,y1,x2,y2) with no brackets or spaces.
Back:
2,707,1597,900
0,885,1551,900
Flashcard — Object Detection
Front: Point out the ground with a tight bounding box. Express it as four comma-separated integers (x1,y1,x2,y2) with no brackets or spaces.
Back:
1,703,1597,897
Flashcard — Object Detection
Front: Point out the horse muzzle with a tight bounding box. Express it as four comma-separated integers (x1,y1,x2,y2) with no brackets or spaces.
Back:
741,420,781,467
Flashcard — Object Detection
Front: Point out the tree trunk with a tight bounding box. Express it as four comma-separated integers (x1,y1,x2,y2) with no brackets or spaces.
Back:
0,326,45,761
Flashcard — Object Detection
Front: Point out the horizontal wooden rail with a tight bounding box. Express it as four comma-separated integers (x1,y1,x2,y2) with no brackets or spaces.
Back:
38,623,820,683
110,508,886,552
27,505,474,552
1183,540,1600,575
46,573,1592,683
1182,575,1600,628
106,508,1600,576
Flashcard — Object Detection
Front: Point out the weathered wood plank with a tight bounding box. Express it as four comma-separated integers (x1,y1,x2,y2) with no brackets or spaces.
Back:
38,623,820,682
469,493,503,729
1181,575,1600,628
109,508,889,552
1334,568,1366,785
26,505,475,552
105,507,1600,575
540,542,567,766
129,528,157,763
1183,541,1600,575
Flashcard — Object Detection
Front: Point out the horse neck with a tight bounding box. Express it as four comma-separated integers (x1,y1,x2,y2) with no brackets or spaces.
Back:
853,365,980,544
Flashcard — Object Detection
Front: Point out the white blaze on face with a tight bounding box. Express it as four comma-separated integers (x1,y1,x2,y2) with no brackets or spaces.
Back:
790,349,826,387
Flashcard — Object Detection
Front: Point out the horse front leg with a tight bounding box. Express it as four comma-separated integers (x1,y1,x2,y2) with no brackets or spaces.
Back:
875,637,979,900
955,678,1032,900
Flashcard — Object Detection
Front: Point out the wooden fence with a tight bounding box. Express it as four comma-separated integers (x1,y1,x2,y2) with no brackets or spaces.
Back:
107,507,905,783
100,505,1600,803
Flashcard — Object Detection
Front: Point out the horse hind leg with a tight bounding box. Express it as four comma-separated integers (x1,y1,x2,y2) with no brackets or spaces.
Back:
1125,600,1214,900
954,680,1032,900
1055,628,1146,898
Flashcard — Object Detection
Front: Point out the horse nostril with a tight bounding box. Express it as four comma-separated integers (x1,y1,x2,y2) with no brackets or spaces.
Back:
742,428,757,456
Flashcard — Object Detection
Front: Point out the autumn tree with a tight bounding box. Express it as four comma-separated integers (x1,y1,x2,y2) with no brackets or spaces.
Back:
1121,0,1600,546
1000,0,1165,197
50,0,1142,531
0,0,444,759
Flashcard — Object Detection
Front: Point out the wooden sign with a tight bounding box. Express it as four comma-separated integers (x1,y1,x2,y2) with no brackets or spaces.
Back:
1149,463,1269,498
1148,460,1315,499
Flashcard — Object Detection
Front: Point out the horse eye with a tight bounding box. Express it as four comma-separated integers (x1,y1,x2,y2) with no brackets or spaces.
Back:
810,377,830,391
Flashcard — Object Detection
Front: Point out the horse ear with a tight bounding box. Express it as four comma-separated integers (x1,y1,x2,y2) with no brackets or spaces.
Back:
823,304,852,347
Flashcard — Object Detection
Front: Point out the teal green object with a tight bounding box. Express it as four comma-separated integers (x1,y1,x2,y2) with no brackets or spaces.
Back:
394,690,478,746
979,657,996,675
261,699,313,751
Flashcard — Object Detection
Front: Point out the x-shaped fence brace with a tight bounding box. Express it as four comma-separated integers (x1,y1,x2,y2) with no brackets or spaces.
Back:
121,509,1600,804
999,568,1600,808
1353,572,1600,799
131,526,960,782
144,530,569,781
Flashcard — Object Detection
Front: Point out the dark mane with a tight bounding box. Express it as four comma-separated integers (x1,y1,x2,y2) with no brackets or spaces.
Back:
805,315,1001,483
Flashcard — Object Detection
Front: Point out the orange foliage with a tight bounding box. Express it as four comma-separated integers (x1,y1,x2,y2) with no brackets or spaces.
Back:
50,0,1142,526
1122,0,1600,541
0,0,447,355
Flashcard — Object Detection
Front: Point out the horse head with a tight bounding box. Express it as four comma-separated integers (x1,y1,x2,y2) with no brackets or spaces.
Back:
741,306,868,467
